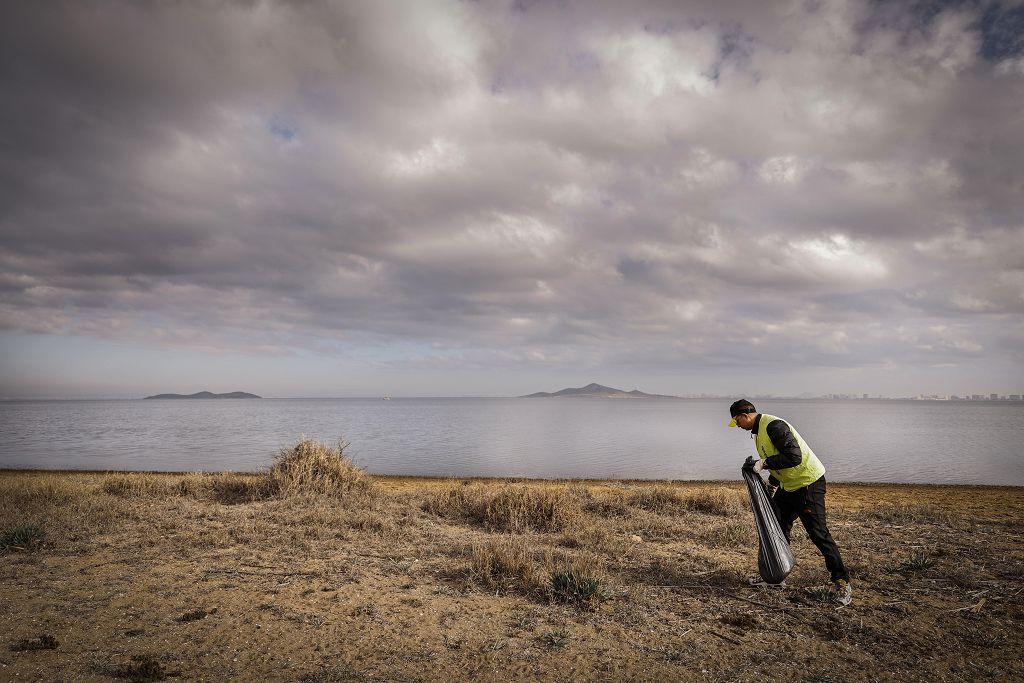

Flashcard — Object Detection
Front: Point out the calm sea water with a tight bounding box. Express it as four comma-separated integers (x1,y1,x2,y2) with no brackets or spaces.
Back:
0,398,1020,485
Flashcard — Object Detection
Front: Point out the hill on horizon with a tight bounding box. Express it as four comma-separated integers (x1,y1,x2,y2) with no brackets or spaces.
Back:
519,383,679,399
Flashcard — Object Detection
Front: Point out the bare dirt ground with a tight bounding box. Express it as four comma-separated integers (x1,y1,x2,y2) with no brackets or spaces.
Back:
2,464,1022,682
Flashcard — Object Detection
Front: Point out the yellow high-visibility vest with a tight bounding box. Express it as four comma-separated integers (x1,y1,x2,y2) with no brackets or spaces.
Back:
755,414,826,492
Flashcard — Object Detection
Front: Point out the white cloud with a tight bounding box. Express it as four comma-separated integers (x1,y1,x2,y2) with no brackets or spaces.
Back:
466,213,563,251
788,234,887,282
678,148,739,189
951,293,995,312
923,10,980,75
387,138,466,178
758,156,810,185
596,28,718,101
914,229,965,257
674,300,704,322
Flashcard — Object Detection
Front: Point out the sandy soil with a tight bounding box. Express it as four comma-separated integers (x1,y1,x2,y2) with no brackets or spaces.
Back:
1,470,1022,682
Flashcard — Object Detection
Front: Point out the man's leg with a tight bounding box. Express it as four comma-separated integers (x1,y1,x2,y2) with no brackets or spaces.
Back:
772,487,801,544
797,477,849,582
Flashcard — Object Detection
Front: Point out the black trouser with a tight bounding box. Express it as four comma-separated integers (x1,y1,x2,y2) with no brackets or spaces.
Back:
772,476,849,582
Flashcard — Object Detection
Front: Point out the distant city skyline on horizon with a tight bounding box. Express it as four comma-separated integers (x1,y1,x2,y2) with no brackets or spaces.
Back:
2,2,1022,400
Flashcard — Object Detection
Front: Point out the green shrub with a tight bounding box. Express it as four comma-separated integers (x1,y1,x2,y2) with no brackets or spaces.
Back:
0,523,45,552
551,568,603,606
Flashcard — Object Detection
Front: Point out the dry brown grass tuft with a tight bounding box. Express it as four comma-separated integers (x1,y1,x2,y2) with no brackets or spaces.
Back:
697,519,754,548
470,535,540,591
584,492,630,517
102,473,183,497
627,485,686,512
485,485,582,533
421,482,490,523
269,439,375,498
678,488,747,516
0,473,116,550
626,485,745,517
283,495,400,537
628,509,690,542
0,474,77,526
97,441,376,503
204,473,277,503
424,483,583,532
548,551,607,606
557,524,624,554
468,535,608,603
3,474,77,507
99,441,375,502
858,502,956,526
101,471,274,503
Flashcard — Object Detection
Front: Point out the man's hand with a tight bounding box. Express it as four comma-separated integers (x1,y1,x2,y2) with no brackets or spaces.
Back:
742,456,764,473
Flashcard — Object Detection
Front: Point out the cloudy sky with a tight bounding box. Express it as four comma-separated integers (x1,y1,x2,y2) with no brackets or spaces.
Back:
1,0,1022,399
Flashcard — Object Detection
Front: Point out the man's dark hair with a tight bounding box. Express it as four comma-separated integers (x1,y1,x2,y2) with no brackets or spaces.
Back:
729,399,757,417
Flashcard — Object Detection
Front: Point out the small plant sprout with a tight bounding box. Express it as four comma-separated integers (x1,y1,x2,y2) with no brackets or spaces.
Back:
538,629,570,649
899,551,938,572
0,523,45,553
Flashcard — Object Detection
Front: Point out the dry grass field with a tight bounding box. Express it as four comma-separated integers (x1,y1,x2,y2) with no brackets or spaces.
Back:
2,440,1022,682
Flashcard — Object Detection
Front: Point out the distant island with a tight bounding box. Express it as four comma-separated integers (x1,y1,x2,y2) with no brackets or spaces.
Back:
143,391,262,400
520,383,679,399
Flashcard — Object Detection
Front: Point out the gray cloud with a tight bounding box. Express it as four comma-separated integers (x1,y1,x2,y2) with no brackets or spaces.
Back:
1,0,1022,394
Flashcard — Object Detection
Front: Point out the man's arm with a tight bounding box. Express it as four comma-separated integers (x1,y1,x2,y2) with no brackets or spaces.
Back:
763,420,802,470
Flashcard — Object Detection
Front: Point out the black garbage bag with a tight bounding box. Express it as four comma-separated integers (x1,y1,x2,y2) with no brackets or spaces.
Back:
742,458,794,584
